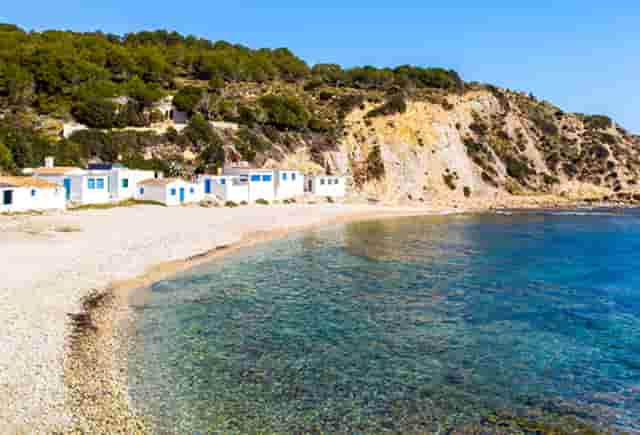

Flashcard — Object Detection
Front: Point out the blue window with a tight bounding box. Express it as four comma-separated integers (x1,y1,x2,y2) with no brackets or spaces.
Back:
170,188,177,196
251,175,261,182
262,175,272,182
31,189,36,197
122,179,129,188
139,187,144,195
282,173,288,181
220,178,226,185
190,187,195,194
96,178,105,190
88,178,96,189
292,173,296,181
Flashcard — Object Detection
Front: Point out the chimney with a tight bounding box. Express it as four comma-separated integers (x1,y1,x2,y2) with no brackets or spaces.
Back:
44,156,55,168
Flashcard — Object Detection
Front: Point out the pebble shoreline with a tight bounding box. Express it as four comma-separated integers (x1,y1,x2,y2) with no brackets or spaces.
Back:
2,197,637,433
1,203,449,434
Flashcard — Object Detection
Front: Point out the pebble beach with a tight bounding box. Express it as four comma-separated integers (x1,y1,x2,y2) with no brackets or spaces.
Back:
0,202,449,434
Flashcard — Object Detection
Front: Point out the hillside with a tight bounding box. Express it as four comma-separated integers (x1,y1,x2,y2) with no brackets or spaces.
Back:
1,23,638,204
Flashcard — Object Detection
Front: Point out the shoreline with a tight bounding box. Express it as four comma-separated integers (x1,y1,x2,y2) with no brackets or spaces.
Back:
2,199,637,433
62,205,463,434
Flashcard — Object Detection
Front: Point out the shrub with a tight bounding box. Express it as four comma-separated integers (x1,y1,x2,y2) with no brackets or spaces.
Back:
366,94,407,118
72,99,118,129
482,171,498,187
583,114,612,130
366,145,385,181
308,117,332,133
240,200,248,205
255,198,269,205
463,186,472,197
543,173,560,185
225,200,238,207
443,173,457,190
504,155,532,181
258,95,310,130
173,86,203,114
326,196,334,203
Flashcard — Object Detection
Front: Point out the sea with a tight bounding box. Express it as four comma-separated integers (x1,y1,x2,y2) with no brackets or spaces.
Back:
127,209,640,434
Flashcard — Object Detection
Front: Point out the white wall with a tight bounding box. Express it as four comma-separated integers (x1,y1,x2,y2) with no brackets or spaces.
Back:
200,175,250,203
137,180,203,206
310,176,346,197
110,169,156,201
0,187,66,213
70,174,111,205
274,170,304,200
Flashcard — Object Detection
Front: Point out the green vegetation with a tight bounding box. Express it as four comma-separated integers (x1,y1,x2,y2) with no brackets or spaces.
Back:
581,114,613,130
224,200,238,207
366,94,407,118
258,95,310,130
463,186,471,197
173,86,203,114
255,198,270,205
443,173,457,190
71,199,166,210
366,145,385,181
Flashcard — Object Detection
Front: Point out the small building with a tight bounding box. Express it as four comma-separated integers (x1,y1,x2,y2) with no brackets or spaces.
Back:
201,175,249,204
32,158,158,205
30,162,85,201
307,176,346,198
0,176,66,213
136,178,203,206
203,165,304,203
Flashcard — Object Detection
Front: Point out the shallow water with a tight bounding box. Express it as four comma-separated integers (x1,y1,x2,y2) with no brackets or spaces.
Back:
128,209,640,434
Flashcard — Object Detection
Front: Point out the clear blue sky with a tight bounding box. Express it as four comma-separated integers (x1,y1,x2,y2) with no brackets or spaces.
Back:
3,1,639,132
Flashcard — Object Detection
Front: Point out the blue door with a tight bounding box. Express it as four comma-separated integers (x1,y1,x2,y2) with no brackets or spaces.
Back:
179,187,185,202
63,178,71,200
3,190,13,205
204,179,211,194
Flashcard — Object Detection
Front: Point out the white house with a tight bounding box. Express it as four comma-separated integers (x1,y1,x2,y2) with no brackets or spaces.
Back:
136,178,203,206
307,175,346,198
0,176,66,213
30,161,85,202
200,175,250,203
31,158,157,205
201,165,304,203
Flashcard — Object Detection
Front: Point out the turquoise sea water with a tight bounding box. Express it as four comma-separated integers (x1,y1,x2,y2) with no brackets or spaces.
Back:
128,209,640,434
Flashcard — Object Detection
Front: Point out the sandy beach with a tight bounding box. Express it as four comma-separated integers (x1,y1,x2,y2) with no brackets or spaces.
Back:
0,202,457,434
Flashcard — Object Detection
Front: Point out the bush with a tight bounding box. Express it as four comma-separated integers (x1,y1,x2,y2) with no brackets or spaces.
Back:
366,145,385,181
72,99,118,129
463,186,472,197
255,198,269,205
543,173,560,185
173,86,203,114
308,117,332,132
258,95,310,130
504,155,532,181
583,114,612,130
443,173,457,190
366,94,407,118
225,200,238,207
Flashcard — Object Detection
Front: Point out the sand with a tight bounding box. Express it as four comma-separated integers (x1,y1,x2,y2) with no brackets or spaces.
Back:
0,202,454,434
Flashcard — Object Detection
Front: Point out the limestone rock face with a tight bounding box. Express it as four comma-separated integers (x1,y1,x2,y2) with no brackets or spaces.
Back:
311,88,640,204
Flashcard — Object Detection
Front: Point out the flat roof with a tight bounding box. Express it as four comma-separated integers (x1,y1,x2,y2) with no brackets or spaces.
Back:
0,176,59,189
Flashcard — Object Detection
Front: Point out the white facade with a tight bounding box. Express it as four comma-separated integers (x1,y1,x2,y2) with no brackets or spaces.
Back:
0,178,66,213
32,161,157,205
136,179,203,206
307,176,346,198
68,172,112,205
208,167,304,203
200,175,250,203
108,168,156,201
